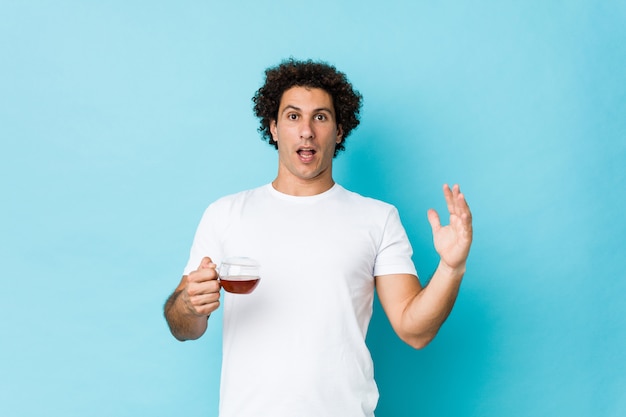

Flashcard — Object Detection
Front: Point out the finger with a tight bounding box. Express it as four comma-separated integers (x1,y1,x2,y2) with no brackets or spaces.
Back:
443,184,456,215
193,300,221,316
188,278,222,296
185,295,221,316
427,208,442,233
452,184,464,208
198,256,214,270
455,191,472,222
453,192,473,240
189,263,219,283
450,184,470,216
189,291,221,307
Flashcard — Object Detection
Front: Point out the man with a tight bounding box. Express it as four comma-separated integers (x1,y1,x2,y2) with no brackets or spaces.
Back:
164,58,473,417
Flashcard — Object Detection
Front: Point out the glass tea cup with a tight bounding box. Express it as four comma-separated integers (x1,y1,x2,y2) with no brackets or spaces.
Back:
218,257,261,294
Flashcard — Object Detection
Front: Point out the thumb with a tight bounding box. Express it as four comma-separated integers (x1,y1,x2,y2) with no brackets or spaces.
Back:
427,209,441,233
199,256,214,270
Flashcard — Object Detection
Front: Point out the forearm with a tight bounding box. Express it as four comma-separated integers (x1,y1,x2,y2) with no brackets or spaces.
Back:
401,261,465,348
164,290,209,341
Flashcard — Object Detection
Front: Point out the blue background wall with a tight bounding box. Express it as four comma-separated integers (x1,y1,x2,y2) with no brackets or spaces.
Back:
1,1,624,416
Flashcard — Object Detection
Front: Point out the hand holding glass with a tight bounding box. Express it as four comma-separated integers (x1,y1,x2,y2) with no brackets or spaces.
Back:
219,257,261,294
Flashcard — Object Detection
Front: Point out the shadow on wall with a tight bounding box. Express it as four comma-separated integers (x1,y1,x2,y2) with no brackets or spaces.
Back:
367,286,493,417
341,124,494,416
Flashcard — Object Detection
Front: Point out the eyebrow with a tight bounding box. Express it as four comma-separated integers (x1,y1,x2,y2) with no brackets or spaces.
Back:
280,105,334,115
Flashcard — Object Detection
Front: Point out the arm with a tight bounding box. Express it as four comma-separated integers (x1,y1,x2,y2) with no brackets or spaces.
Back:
376,184,473,349
164,257,222,341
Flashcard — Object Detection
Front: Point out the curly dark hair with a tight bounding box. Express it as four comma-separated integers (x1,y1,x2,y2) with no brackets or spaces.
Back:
252,58,363,157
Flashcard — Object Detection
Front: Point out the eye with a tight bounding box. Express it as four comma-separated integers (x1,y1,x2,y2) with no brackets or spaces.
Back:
287,113,298,120
314,114,327,121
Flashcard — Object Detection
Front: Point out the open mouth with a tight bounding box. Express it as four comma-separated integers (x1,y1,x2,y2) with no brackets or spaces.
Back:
297,148,316,162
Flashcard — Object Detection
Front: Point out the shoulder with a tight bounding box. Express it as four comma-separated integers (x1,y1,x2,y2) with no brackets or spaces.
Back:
334,185,397,214
202,184,270,215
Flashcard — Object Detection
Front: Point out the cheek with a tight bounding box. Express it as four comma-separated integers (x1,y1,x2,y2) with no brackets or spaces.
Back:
276,137,291,155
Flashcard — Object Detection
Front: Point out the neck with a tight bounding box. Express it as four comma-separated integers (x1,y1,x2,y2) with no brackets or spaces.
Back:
272,172,335,196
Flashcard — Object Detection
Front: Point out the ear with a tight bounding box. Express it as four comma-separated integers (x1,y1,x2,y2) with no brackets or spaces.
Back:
270,119,278,142
336,124,344,144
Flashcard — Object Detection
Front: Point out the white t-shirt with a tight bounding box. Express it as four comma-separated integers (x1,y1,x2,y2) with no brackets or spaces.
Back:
184,183,417,417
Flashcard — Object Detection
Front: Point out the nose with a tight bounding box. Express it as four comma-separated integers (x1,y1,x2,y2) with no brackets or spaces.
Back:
299,119,314,140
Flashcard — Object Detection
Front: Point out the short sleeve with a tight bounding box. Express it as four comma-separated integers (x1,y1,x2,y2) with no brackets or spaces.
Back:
182,203,225,276
373,207,417,277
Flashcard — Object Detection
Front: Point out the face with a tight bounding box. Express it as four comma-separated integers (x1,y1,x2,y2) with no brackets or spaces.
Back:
270,86,343,194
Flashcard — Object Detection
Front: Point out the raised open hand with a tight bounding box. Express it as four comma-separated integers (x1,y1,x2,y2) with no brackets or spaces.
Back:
427,184,473,272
